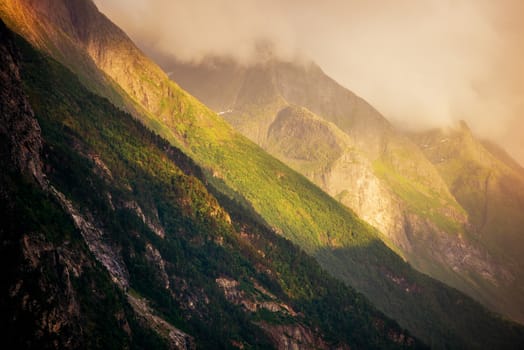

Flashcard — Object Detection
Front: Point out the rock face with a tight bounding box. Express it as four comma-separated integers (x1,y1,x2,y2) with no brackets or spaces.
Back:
127,294,195,350
124,200,166,238
0,18,191,349
165,56,524,322
0,19,44,184
51,187,130,290
215,277,297,315
17,233,84,348
265,106,413,253
256,323,332,350
145,243,170,289
215,276,350,349
0,20,77,348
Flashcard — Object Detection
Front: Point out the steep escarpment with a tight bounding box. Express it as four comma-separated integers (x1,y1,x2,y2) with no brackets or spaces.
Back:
0,20,169,349
410,123,524,322
167,57,465,245
0,19,43,183
0,23,425,349
3,1,524,348
264,106,408,254
166,55,523,323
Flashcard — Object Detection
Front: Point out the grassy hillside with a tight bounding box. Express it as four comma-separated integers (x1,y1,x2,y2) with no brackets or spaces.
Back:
2,1,524,347
165,55,524,323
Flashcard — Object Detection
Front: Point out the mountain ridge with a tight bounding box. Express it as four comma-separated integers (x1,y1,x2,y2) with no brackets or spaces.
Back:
1,21,425,348
164,54,524,323
2,0,524,347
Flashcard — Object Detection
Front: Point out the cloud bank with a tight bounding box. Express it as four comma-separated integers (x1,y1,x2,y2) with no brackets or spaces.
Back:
95,0,524,164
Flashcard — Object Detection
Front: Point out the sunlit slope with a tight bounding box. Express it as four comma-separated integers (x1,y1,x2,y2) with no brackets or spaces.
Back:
164,55,524,322
166,57,470,251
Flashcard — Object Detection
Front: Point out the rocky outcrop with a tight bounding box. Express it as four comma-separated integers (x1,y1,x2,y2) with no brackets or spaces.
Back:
215,277,296,315
409,125,524,320
0,26,197,347
51,186,129,290
0,18,45,185
16,234,83,349
256,322,338,350
264,105,413,254
123,201,166,238
127,294,195,350
321,150,411,252
215,276,343,350
0,24,91,344
145,243,170,289
88,152,113,180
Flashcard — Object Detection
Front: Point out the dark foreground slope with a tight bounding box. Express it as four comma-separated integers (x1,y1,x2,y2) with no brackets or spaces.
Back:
0,21,424,349
2,1,524,348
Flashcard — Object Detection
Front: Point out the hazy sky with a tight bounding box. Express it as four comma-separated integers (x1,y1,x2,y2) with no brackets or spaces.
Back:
95,0,524,164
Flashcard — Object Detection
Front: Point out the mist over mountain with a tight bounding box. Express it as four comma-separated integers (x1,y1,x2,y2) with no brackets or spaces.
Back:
95,0,524,166
3,0,524,348
0,10,423,349
164,54,524,325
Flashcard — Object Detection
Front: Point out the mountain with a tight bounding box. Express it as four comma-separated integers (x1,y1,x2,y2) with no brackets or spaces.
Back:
164,56,524,323
2,0,524,348
0,20,423,349
409,123,524,316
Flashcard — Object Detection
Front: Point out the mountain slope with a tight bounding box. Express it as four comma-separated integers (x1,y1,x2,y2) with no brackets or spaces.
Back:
1,20,426,349
2,0,524,347
0,20,169,349
165,56,524,322
409,123,524,320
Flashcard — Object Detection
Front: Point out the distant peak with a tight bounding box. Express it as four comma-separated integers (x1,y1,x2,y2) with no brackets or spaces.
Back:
253,39,278,61
439,120,473,138
458,120,470,132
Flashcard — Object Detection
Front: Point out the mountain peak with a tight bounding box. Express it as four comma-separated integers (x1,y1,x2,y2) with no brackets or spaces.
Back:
458,119,471,132
450,119,475,144
252,39,280,63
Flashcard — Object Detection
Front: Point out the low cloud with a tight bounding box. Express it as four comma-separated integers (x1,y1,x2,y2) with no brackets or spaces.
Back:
95,0,524,164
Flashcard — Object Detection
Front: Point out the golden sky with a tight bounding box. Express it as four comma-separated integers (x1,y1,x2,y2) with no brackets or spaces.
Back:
95,0,524,164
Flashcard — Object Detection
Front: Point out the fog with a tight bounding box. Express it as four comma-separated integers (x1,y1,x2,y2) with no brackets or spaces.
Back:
94,0,524,165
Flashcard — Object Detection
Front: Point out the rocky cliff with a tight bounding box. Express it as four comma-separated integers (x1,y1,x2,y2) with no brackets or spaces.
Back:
0,19,43,183
0,19,160,349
